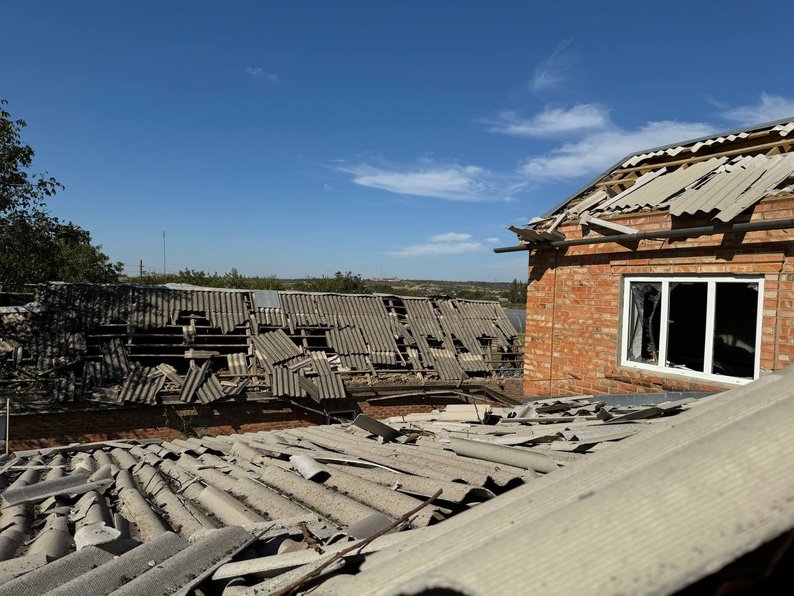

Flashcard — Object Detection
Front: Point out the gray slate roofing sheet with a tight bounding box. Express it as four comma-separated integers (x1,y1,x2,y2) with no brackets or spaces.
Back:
530,147,794,232
5,381,790,594
47,531,187,596
111,526,253,596
4,287,519,407
329,368,794,596
0,546,114,596
118,367,166,404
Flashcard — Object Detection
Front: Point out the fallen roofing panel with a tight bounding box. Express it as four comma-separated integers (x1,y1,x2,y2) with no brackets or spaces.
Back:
329,368,794,595
177,360,210,403
2,472,112,506
352,414,403,443
118,367,166,404
5,384,780,593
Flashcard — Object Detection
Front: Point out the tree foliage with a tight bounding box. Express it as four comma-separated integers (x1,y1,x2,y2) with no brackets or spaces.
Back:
503,278,527,305
138,268,283,290
295,271,370,294
0,100,122,287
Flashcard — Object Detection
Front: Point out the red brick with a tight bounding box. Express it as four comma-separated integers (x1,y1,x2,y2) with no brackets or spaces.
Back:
523,208,793,396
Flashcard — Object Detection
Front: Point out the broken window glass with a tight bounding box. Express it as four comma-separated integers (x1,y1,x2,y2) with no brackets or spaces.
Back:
712,282,758,379
666,282,707,372
627,282,661,365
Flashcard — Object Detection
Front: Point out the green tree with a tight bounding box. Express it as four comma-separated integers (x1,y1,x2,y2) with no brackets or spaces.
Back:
0,100,122,286
297,271,370,294
454,288,491,301
503,278,527,305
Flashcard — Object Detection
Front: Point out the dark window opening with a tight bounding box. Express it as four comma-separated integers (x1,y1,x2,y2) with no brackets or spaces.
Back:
627,282,662,365
667,282,707,372
712,283,758,379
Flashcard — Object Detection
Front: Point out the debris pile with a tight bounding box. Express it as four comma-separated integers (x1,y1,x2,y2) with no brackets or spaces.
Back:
0,284,522,408
0,391,705,594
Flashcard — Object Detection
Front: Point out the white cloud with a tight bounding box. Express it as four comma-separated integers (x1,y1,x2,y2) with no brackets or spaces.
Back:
430,232,473,242
531,38,574,92
486,104,610,138
389,232,486,257
245,66,279,83
520,120,714,180
338,162,507,201
485,237,501,244
722,92,794,125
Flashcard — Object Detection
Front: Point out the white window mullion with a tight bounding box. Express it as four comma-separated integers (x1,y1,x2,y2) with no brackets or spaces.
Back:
658,280,669,368
620,278,630,365
703,281,716,375
754,279,764,379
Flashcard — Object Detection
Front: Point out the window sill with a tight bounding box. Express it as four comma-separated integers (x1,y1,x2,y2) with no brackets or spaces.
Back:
617,361,753,388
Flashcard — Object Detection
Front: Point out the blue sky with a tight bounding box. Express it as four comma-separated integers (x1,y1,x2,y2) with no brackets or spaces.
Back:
3,1,794,281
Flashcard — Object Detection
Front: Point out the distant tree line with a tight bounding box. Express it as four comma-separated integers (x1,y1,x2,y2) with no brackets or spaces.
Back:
137,268,284,290
0,99,525,304
130,269,517,300
135,270,418,295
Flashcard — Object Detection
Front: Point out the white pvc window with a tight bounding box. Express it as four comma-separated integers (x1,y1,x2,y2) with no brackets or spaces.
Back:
621,276,763,384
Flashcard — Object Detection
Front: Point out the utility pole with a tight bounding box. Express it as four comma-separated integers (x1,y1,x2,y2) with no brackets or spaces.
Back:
162,231,167,275
139,259,143,277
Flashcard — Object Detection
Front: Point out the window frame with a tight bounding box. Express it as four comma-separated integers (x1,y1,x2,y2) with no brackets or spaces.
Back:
620,275,764,385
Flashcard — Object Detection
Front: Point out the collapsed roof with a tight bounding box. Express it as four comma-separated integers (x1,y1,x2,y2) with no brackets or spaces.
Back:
0,387,722,594
331,366,794,594
508,118,794,247
0,284,521,408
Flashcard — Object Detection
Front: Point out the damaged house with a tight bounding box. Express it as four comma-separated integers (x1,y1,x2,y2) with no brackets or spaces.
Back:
0,284,521,448
501,118,794,396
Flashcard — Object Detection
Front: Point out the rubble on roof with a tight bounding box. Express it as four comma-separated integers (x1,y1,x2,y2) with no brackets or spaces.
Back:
322,367,794,595
0,286,521,409
0,389,701,594
2,375,787,594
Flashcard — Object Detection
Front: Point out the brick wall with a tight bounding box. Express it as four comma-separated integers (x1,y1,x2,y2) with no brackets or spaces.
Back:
7,395,478,451
523,196,794,397
8,400,328,451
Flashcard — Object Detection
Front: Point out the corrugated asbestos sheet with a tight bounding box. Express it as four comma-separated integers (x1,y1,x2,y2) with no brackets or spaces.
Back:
514,120,794,242
3,371,790,593
326,367,794,595
1,286,520,407
118,367,166,404
100,338,130,380
195,372,224,404
580,153,794,219
252,329,302,364
226,353,248,376
178,360,210,403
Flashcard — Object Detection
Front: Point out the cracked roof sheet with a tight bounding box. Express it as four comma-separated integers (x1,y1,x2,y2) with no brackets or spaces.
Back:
513,118,794,241
0,380,772,594
0,287,521,408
